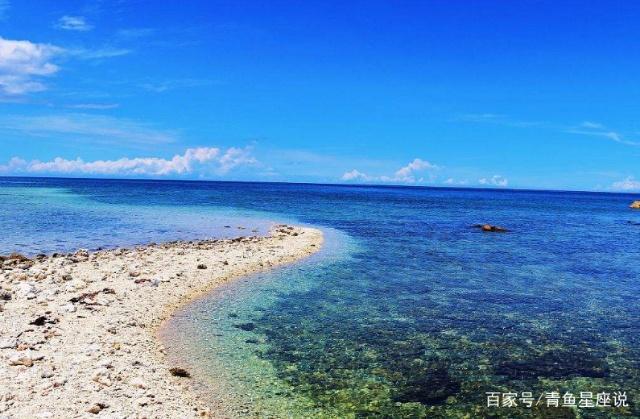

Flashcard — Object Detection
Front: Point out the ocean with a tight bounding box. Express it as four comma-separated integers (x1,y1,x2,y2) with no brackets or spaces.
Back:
2,176,639,418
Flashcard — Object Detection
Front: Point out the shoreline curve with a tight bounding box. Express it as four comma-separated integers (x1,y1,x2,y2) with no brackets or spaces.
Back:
0,224,323,418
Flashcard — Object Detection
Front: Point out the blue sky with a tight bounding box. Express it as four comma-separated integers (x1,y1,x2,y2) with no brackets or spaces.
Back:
0,0,639,191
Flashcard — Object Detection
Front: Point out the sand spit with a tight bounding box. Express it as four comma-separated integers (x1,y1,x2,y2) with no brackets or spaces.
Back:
0,225,323,418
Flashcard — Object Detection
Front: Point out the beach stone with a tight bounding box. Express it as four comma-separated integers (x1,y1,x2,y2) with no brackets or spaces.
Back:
53,376,67,387
40,367,54,378
130,377,148,389
97,358,113,369
169,367,190,378
68,279,87,291
13,272,28,281
92,368,112,386
87,404,101,414
8,353,34,367
0,338,17,349
7,253,30,262
197,264,207,269
631,200,640,209
61,303,76,313
87,403,107,414
15,283,37,299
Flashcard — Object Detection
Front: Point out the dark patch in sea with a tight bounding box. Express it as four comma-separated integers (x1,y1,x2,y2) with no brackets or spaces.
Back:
494,349,609,379
234,322,256,331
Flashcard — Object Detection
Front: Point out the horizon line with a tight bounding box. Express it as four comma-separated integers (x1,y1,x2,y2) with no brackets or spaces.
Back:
1,174,639,196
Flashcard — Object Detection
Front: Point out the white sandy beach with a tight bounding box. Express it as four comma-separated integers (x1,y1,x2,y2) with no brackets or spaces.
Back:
0,225,323,418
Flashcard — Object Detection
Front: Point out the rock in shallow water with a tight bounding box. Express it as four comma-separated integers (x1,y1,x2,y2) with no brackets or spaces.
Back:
234,322,256,331
473,224,509,232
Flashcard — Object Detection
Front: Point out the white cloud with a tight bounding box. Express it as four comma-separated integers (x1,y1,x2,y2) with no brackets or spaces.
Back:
461,114,638,146
69,47,131,60
56,15,93,31
478,175,508,187
444,178,468,185
0,36,132,95
0,37,64,95
0,113,178,146
139,78,213,93
0,147,257,177
567,121,639,146
341,169,371,181
580,121,605,130
390,158,438,183
611,176,640,192
66,103,119,110
342,158,439,184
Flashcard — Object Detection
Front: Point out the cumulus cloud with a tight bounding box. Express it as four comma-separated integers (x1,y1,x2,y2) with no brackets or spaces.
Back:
0,36,131,95
478,175,508,187
389,159,438,183
341,169,371,181
0,113,177,146
611,176,640,192
0,37,64,95
0,147,257,177
342,158,439,184
56,15,93,31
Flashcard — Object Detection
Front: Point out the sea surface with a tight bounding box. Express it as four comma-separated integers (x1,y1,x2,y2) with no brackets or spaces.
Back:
1,176,639,418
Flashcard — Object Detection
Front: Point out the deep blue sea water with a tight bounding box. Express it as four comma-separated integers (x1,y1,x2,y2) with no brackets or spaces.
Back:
2,176,639,418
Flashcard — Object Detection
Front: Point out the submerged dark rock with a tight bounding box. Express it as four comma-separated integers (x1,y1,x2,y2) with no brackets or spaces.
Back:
234,322,256,331
393,362,460,405
494,349,609,379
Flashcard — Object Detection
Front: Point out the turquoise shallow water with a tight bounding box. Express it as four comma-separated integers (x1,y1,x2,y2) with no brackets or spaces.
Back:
2,177,639,418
